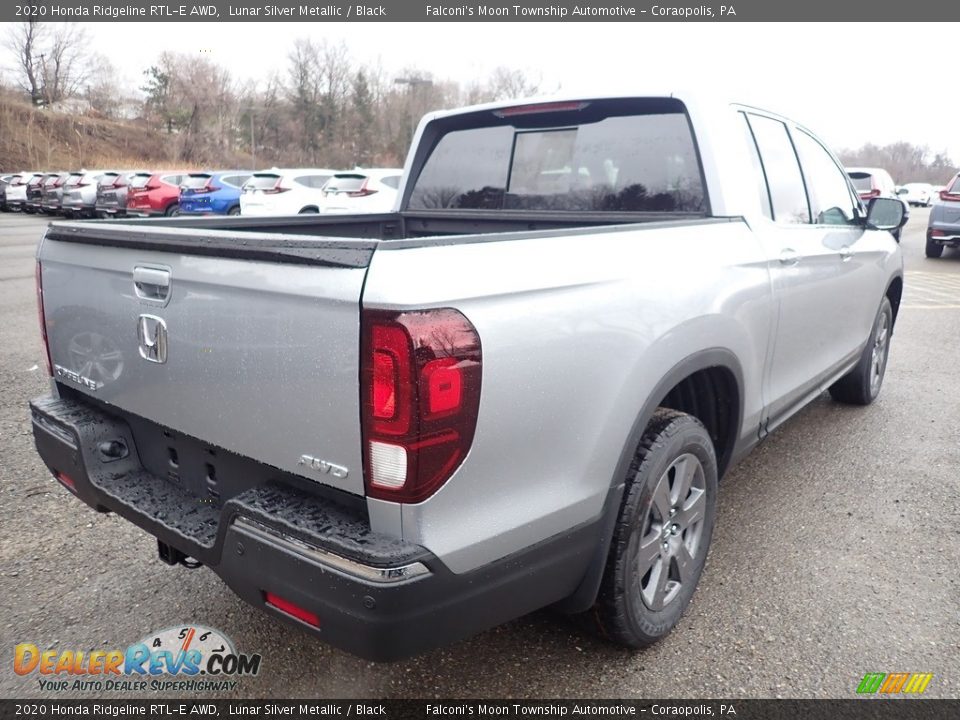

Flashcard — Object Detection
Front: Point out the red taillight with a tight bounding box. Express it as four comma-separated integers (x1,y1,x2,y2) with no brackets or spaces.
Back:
264,592,320,627
361,308,482,503
35,262,52,377
494,101,590,117
940,190,960,202
931,229,945,237
262,185,290,195
347,180,377,198
860,189,881,200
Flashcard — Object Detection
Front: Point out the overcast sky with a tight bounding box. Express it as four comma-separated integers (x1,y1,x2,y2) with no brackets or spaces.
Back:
47,22,960,167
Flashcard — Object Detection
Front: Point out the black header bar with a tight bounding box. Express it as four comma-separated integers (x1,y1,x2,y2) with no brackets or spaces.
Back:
0,0,953,22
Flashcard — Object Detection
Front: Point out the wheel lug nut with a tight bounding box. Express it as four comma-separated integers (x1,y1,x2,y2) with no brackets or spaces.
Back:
662,541,669,550
669,508,676,517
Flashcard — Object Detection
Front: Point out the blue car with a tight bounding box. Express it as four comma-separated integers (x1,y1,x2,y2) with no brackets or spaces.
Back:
179,171,252,216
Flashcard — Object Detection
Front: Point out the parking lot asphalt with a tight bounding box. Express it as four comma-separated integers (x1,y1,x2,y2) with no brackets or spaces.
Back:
0,210,957,700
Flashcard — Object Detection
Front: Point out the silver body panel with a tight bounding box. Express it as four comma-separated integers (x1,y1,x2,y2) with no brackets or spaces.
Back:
38,92,903,574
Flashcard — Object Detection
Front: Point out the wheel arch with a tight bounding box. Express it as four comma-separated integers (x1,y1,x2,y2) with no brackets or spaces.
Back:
556,348,744,614
886,274,903,329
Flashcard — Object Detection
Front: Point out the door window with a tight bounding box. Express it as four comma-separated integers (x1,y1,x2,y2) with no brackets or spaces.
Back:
747,114,810,224
792,130,858,226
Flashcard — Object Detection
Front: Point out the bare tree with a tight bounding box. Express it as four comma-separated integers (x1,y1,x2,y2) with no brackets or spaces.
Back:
839,142,956,185
4,22,91,106
5,21,43,105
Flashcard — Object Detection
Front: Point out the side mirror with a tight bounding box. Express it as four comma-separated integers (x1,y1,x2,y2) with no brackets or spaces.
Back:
866,197,907,232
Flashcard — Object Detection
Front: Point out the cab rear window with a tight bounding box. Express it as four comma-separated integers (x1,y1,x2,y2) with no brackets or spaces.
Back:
848,173,873,192
183,174,212,189
247,174,281,189
408,98,706,213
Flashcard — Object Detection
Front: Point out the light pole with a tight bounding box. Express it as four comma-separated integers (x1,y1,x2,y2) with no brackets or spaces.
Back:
394,76,433,140
244,106,268,170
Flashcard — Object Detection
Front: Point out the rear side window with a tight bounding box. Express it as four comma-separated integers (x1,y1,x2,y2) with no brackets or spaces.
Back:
947,175,960,194
792,130,857,226
409,100,706,213
161,174,183,186
381,175,401,189
98,173,120,187
747,114,810,224
129,174,152,188
739,113,772,220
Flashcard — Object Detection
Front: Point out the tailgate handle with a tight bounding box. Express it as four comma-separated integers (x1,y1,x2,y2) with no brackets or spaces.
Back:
133,266,170,302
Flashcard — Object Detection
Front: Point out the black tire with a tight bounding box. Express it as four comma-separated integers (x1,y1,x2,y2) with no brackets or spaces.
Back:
227,206,241,216
594,408,718,648
165,203,180,217
829,296,893,406
925,237,944,259
298,206,319,214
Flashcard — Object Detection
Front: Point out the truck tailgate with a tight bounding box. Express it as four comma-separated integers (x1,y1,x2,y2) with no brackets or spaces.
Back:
38,224,375,497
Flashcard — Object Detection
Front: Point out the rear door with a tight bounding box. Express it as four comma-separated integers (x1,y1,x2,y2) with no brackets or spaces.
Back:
743,112,867,428
39,226,374,496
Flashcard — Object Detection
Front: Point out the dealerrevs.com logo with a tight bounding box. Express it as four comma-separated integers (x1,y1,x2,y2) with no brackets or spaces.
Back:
14,625,262,693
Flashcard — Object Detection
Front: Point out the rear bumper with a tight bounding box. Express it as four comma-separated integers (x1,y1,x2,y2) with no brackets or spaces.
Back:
928,224,960,244
29,392,598,661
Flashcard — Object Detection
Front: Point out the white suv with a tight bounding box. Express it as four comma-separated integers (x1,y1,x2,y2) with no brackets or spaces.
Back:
319,169,404,214
239,169,337,216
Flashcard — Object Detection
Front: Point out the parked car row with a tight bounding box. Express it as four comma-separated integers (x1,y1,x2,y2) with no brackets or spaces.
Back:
1,166,404,218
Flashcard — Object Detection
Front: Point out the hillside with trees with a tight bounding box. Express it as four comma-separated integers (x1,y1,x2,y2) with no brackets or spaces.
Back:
1,20,955,182
1,20,540,172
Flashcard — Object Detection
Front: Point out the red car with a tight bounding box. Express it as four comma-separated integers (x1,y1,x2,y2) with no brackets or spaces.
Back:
126,171,191,217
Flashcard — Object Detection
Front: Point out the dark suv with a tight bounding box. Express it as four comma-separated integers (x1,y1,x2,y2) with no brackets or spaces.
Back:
926,172,960,258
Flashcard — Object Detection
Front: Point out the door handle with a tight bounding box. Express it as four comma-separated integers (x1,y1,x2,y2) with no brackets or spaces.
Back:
133,266,171,302
778,249,800,266
839,246,854,262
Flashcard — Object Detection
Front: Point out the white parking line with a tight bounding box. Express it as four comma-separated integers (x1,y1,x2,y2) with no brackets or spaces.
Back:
902,270,960,310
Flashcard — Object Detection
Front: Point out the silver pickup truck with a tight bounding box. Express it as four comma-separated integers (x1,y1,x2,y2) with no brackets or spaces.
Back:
30,93,905,661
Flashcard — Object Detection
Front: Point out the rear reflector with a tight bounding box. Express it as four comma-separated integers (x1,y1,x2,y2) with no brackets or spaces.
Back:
56,472,76,491
264,592,320,627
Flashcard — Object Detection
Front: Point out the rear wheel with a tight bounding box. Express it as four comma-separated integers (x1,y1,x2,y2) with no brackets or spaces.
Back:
227,206,241,216
829,296,893,405
165,203,180,217
594,409,717,648
925,237,944,258
299,206,319,214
